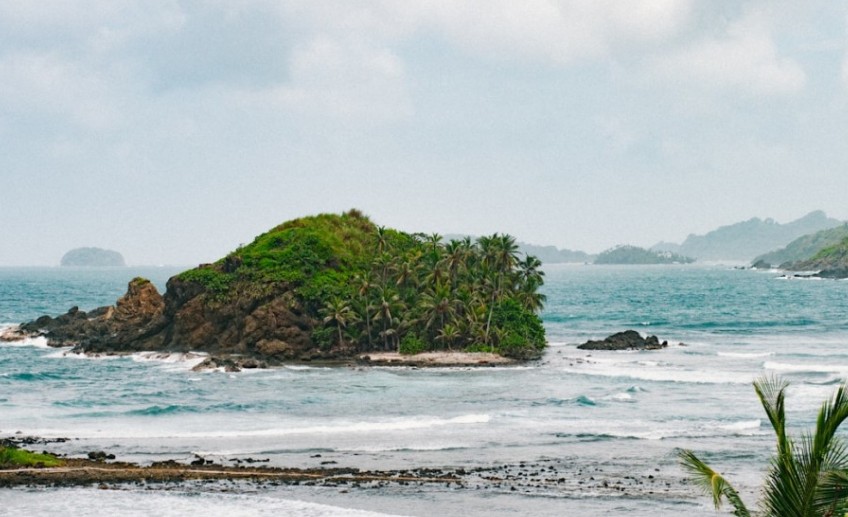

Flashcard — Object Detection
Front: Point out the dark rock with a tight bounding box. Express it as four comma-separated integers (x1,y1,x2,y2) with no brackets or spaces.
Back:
87,451,115,461
577,330,669,351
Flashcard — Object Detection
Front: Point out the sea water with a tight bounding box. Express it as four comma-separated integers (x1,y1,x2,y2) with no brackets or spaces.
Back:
1,265,847,516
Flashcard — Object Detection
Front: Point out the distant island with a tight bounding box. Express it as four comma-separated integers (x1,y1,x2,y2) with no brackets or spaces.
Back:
7,211,547,368
594,245,694,265
60,247,126,267
652,211,843,262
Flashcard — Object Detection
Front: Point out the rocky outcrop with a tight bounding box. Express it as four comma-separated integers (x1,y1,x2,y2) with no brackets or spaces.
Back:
577,330,669,351
17,278,166,349
9,275,327,364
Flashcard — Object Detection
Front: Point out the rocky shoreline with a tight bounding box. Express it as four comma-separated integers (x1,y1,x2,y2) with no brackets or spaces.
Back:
0,438,691,502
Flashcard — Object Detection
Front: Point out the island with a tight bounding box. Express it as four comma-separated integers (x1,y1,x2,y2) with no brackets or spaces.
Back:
593,245,694,265
5,210,546,367
60,247,126,267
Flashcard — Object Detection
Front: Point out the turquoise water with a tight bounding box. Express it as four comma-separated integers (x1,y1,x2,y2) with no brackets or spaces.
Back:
1,265,847,515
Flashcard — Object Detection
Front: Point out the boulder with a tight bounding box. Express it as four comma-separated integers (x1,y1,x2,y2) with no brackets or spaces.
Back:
577,330,669,351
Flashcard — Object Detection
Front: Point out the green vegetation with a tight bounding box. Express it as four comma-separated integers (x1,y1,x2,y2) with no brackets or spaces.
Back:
680,376,848,516
594,245,694,265
176,210,547,359
784,235,848,274
0,445,63,468
753,224,848,268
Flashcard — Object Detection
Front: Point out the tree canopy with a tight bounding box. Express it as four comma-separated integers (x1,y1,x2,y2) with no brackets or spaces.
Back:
176,210,547,359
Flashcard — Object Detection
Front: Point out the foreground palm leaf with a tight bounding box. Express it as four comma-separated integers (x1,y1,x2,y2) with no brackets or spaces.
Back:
680,375,848,516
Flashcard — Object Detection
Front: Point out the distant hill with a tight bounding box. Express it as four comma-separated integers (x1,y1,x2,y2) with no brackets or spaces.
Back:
594,245,695,265
752,224,848,268
654,211,842,262
517,243,593,264
784,236,848,278
60,247,126,267
444,235,592,264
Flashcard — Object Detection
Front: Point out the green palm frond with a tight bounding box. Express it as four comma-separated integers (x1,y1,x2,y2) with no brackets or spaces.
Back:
679,449,751,516
683,376,848,516
754,376,791,457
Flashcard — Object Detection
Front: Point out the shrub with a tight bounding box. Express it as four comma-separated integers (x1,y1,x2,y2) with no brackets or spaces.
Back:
399,334,427,355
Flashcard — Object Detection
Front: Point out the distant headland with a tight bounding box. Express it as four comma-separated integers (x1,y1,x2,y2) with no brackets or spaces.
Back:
60,247,126,267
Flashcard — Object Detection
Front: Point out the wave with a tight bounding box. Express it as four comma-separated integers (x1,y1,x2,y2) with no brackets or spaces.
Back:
38,413,493,440
4,488,406,517
0,328,51,349
553,418,764,442
717,351,773,358
764,361,848,374
131,352,209,370
558,363,750,385
6,371,71,382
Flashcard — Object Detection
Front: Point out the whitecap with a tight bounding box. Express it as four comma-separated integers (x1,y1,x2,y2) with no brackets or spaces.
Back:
131,351,209,370
718,352,773,359
764,361,848,374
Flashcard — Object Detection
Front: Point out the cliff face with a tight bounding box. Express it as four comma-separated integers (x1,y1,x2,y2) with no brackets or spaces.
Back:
21,270,330,362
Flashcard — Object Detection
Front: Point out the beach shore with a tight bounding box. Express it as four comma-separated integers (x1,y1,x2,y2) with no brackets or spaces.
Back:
357,352,517,367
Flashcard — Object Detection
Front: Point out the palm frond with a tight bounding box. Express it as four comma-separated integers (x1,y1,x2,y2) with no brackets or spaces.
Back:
816,470,848,515
679,449,751,516
753,375,791,458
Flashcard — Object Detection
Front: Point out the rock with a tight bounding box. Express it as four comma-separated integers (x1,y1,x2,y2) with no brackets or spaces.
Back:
577,330,669,351
19,278,166,350
87,451,115,461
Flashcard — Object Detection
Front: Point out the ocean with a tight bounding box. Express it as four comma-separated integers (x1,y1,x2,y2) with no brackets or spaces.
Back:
1,265,847,515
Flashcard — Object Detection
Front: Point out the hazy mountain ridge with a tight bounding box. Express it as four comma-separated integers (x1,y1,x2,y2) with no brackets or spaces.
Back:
652,211,842,262
753,224,848,267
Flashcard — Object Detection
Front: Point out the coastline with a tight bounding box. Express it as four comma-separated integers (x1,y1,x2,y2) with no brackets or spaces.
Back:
0,442,686,503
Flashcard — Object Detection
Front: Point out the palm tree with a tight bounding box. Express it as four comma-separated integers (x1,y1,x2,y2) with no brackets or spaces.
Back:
680,376,848,516
321,298,354,348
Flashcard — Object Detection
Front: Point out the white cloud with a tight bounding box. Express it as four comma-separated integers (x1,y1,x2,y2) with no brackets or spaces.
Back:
424,0,693,63
277,0,692,64
650,9,805,96
238,37,412,122
0,51,121,129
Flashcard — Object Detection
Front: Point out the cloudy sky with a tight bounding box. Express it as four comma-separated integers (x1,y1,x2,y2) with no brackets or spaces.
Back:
1,1,846,266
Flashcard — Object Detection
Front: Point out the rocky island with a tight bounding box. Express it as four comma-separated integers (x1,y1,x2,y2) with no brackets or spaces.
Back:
577,330,670,351
5,211,546,367
60,247,126,267
594,245,694,265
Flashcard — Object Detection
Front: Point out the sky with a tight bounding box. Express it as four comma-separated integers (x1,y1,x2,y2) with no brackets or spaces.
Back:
1,1,847,266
